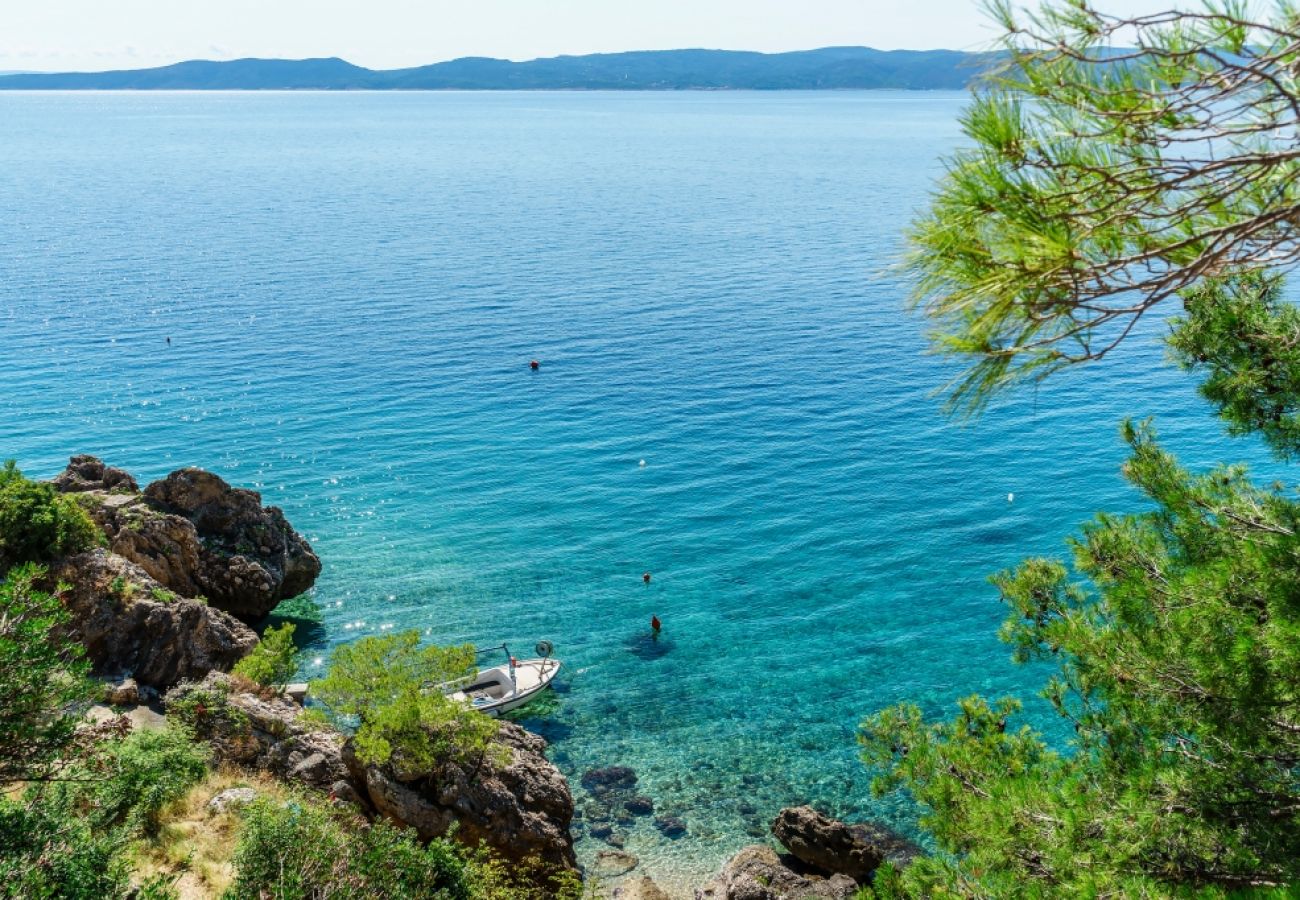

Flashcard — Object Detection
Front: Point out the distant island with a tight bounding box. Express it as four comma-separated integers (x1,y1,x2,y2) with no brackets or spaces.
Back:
0,47,994,91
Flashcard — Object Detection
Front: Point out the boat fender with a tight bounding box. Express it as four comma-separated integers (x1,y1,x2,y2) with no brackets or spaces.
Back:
535,640,554,657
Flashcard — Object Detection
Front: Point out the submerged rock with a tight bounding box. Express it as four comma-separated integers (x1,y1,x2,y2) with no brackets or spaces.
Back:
615,875,671,900
581,765,638,795
655,814,687,838
593,849,640,877
50,550,257,689
771,806,921,881
624,795,655,816
696,845,856,900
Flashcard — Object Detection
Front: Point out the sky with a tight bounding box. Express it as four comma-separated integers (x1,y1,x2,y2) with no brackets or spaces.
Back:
1,0,1178,73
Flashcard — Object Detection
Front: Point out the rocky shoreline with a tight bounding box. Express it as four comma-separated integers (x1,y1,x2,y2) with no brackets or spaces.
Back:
47,455,918,898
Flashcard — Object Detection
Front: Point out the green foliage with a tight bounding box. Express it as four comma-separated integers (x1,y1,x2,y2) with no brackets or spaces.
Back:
74,726,209,836
225,795,475,900
860,422,1300,896
149,586,177,604
166,678,253,748
0,460,100,571
907,1,1300,411
311,630,500,776
0,792,132,900
1168,272,1300,460
0,726,205,899
0,562,92,784
232,622,300,690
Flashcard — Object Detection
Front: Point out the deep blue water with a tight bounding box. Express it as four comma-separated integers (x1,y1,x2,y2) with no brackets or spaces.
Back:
0,91,1278,891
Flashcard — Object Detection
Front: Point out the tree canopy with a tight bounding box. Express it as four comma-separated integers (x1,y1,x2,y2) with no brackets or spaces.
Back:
910,0,1300,412
311,631,502,777
864,2,1300,896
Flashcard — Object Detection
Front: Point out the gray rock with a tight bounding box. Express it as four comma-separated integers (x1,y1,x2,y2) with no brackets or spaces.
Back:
207,787,258,815
50,550,257,690
53,455,139,493
144,466,321,618
346,720,576,872
53,456,321,621
104,676,140,706
165,672,354,792
289,751,331,783
771,806,921,881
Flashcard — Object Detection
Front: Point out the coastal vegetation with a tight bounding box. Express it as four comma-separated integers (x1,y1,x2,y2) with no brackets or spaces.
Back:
311,630,503,773
0,461,577,899
862,1,1300,896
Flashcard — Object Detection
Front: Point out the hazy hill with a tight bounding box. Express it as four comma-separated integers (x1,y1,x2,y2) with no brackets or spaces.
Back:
0,47,993,90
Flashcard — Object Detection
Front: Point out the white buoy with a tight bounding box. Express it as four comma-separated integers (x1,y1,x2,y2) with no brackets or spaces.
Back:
1007,492,1014,502
639,459,646,467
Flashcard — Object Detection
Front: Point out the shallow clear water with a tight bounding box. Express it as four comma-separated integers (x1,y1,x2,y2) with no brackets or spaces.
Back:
0,91,1279,893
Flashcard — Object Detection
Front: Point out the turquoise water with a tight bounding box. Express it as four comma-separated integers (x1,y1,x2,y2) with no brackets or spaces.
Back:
0,91,1278,891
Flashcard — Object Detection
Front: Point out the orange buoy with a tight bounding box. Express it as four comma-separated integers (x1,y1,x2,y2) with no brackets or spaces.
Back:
651,615,662,632
530,360,540,370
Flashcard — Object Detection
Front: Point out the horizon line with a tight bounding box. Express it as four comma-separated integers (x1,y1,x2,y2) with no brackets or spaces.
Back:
0,44,992,78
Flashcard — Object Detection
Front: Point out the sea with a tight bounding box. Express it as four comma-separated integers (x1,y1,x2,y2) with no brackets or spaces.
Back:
0,90,1281,894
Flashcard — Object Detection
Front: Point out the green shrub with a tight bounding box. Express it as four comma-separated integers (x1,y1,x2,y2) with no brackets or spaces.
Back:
167,679,253,749
0,792,132,900
225,795,474,900
0,562,92,785
310,631,501,777
232,622,299,690
78,725,209,835
0,460,100,572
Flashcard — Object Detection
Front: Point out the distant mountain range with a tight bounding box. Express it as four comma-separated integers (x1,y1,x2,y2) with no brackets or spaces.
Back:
0,48,995,91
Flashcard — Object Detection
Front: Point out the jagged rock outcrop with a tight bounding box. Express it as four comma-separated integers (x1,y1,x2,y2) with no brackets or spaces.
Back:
53,454,139,493
696,846,857,900
165,672,357,797
771,806,919,882
346,720,577,871
167,673,576,872
53,456,321,619
50,549,257,689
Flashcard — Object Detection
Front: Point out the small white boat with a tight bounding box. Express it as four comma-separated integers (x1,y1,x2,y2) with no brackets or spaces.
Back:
448,642,561,717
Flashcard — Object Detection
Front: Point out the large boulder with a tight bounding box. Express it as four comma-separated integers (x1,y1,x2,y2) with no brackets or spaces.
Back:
696,846,857,900
53,456,321,619
165,672,358,797
144,467,321,617
771,806,919,882
346,720,577,872
49,549,257,690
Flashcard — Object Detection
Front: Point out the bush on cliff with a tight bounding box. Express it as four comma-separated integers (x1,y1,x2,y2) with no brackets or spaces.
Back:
1,725,207,900
0,460,99,571
226,795,474,900
0,562,93,785
311,630,502,776
232,622,300,691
